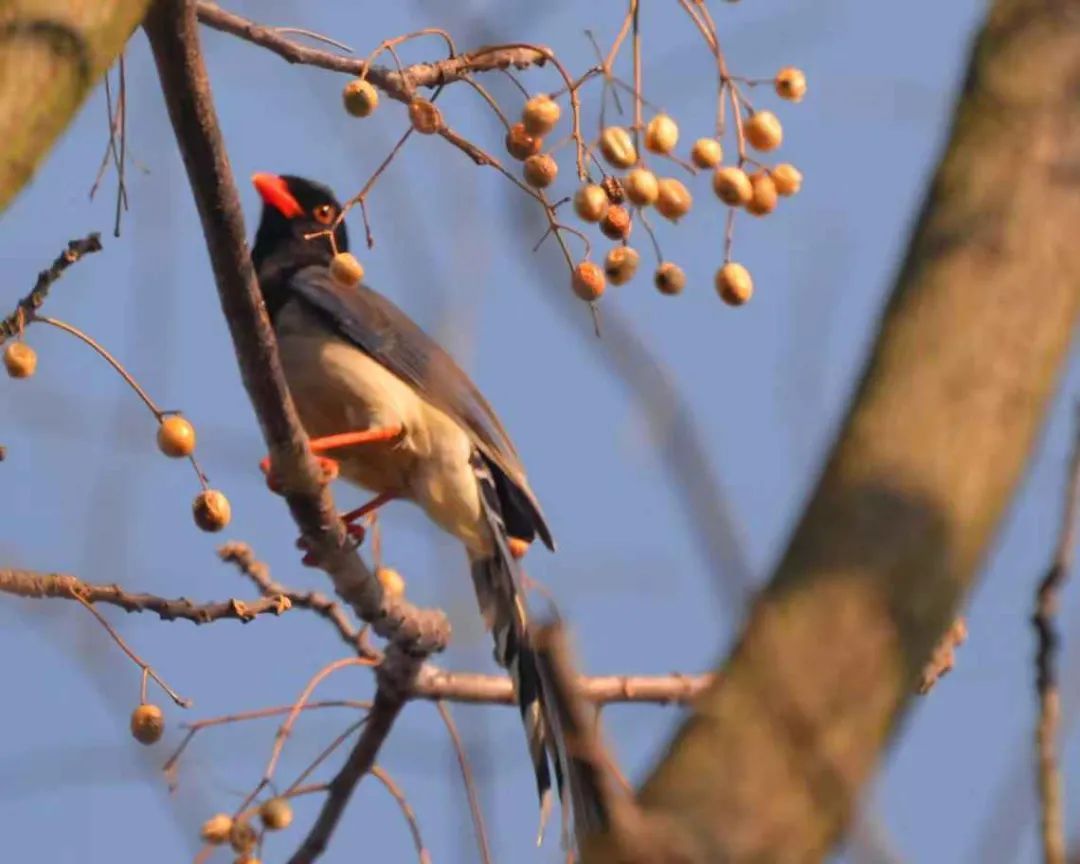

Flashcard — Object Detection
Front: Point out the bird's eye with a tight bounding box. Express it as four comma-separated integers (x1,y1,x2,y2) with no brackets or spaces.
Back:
313,204,336,225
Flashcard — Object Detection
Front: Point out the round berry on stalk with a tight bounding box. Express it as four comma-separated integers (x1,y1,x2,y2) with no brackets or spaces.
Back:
655,178,692,221
130,703,164,745
745,111,783,152
775,67,807,102
408,98,443,134
600,205,632,240
624,168,659,206
604,246,640,286
201,814,233,845
522,94,561,136
523,154,558,188
691,138,724,169
712,166,753,206
644,113,679,155
3,342,36,379
330,252,364,287
193,490,232,532
505,123,542,160
342,79,379,117
377,567,406,599
571,261,605,302
745,170,778,216
157,415,197,459
599,126,637,169
229,820,257,854
573,184,609,222
654,262,686,296
771,163,803,197
716,262,753,306
260,797,294,831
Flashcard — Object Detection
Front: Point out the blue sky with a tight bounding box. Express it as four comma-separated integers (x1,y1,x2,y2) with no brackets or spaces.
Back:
3,1,1078,861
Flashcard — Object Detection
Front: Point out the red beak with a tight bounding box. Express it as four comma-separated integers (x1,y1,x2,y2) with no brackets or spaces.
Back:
252,173,304,218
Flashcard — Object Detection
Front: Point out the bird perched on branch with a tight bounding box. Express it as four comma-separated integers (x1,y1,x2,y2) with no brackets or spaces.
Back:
249,173,593,833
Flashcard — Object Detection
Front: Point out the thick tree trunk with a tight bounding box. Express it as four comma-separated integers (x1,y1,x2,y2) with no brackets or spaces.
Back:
589,2,1080,861
0,0,150,211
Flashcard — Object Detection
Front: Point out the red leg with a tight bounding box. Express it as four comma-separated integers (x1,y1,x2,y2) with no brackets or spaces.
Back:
341,491,399,527
260,424,404,493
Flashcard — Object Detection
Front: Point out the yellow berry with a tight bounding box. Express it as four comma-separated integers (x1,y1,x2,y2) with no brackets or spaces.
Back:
712,166,753,206
229,819,257,854
330,252,364,287
644,113,679,155
604,246,640,286
771,163,803,197
157,415,197,459
775,67,807,102
505,123,543,160
193,490,232,533
654,262,686,296
201,814,234,845
573,184,609,222
745,170,778,216
599,126,637,169
654,178,692,221
3,342,36,379
691,138,724,169
130,703,164,745
523,153,558,188
522,94,561,136
745,111,783,152
235,857,261,864
716,262,753,306
408,98,443,134
571,261,605,302
624,168,659,206
260,797,294,831
342,79,379,117
600,205,632,240
376,567,406,599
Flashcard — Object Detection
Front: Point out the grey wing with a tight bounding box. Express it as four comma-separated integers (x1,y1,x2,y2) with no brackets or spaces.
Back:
288,265,554,549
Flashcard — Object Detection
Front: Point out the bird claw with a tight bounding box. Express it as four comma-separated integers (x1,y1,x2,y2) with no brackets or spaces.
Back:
295,519,367,567
260,455,339,493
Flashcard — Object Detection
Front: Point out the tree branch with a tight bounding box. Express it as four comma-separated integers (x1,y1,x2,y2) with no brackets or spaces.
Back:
0,568,291,624
142,0,448,693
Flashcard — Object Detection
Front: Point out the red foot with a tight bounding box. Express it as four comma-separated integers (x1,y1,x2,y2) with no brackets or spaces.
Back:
260,454,338,493
259,425,403,493
297,521,368,567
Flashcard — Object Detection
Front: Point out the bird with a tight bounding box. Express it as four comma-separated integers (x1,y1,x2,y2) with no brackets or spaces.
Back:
249,172,590,832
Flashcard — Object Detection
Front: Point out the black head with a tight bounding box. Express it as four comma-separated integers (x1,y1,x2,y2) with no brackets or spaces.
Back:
251,173,350,281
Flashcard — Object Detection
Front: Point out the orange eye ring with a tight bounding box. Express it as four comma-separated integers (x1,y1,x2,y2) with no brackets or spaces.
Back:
313,204,336,225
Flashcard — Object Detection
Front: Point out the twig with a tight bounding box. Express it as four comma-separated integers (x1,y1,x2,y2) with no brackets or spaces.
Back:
0,568,291,624
1033,415,1080,864
436,701,493,864
371,766,432,864
0,234,102,345
917,617,968,694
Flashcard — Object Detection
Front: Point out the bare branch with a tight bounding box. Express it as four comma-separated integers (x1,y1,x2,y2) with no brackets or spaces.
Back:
435,702,493,864
371,766,432,864
917,616,968,694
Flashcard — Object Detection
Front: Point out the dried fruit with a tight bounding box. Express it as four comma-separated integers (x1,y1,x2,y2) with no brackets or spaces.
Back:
260,797,294,831
691,138,724,169
522,94,561,136
523,154,558,188
644,113,679,155
599,126,637,169
201,814,234,845
600,205,632,240
654,262,686,296
745,170,778,216
604,246,640,286
130,703,164,745
573,184,609,222
771,163,803,197
330,252,364,287
601,175,625,205
3,342,36,379
624,168,659,206
775,67,807,102
745,111,783,152
157,415,197,459
716,262,753,305
342,79,379,117
505,123,542,160
712,166,753,206
654,178,692,221
229,819,257,854
571,261,605,302
408,98,443,134
376,567,406,598
193,490,232,533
